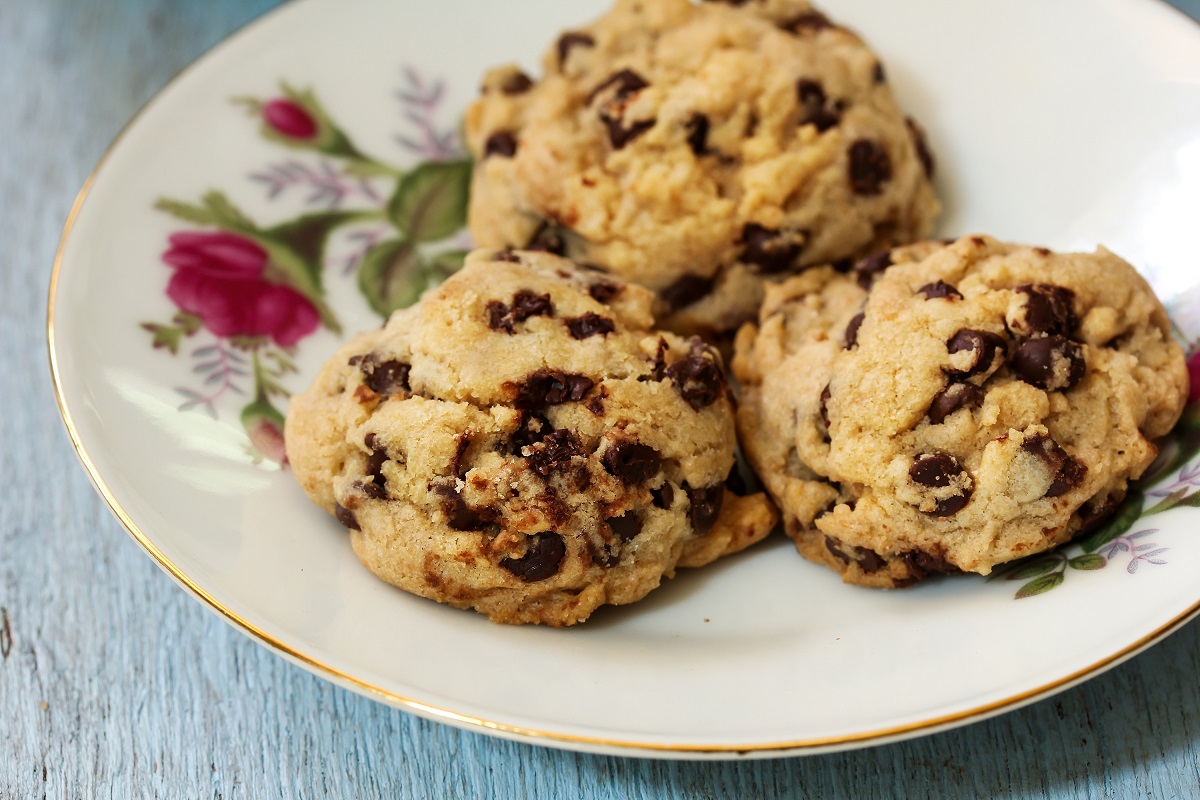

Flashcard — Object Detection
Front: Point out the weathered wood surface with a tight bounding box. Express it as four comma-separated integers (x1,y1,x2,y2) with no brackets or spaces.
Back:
4,1,1200,797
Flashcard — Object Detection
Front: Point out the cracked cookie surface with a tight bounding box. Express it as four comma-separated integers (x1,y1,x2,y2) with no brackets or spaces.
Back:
733,235,1188,587
286,249,776,625
464,0,939,337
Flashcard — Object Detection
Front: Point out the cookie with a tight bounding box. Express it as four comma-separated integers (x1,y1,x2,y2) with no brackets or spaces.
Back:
285,249,777,625
464,0,939,337
732,235,1189,587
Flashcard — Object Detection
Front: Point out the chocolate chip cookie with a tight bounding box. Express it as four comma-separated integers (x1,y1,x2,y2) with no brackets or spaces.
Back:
464,0,939,337
732,235,1189,587
285,249,777,625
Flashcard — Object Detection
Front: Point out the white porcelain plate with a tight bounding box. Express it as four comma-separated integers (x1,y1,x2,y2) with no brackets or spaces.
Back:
50,0,1200,758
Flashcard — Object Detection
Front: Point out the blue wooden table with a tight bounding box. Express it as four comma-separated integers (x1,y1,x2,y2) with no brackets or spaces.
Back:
6,1,1200,796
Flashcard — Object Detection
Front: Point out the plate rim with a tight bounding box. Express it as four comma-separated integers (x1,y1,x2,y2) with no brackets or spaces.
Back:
45,0,1200,759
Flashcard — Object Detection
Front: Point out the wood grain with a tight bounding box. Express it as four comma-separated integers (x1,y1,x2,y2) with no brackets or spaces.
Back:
4,1,1200,797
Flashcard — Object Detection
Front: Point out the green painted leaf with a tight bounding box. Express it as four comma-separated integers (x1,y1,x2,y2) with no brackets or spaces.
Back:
427,248,470,279
357,238,429,316
1078,489,1144,553
141,323,183,355
1181,490,1200,508
174,311,203,334
387,159,472,243
154,198,217,226
1016,573,1064,599
201,191,255,232
1068,553,1107,571
1004,557,1060,580
1142,488,1190,517
264,209,374,287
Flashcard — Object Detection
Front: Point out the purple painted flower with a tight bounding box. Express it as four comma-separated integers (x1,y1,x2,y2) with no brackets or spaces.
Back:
262,98,318,140
163,231,319,347
1188,351,1200,403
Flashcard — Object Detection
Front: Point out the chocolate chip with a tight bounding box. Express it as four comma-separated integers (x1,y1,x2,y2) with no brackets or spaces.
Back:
665,343,726,410
364,433,388,488
685,113,710,155
449,434,471,478
854,250,893,289
824,536,850,564
511,411,554,453
588,280,622,304
917,281,962,300
511,290,553,321
556,32,595,68
1010,336,1086,392
587,68,649,105
740,223,807,273
1022,433,1088,498
334,502,360,531
484,131,517,158
927,382,984,424
900,549,962,577
494,249,522,263
909,453,972,516
873,62,886,84
501,71,534,95
652,482,675,509
485,300,514,333
661,273,715,310
906,117,935,178
430,482,492,531
795,78,840,132
510,369,595,409
565,313,615,339
1013,284,1077,336
945,329,1007,377
526,221,568,256
607,513,643,542
847,139,892,196
602,440,661,485
360,356,411,397
500,532,566,582
843,312,865,349
524,429,585,478
819,383,832,440
855,547,887,574
647,336,669,381
783,10,832,33
603,116,656,149
585,389,606,416
685,483,724,534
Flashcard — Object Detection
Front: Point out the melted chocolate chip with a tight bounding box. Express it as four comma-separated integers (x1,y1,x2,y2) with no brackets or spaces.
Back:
795,78,840,132
661,273,715,310
494,249,522,263
565,313,615,339
511,411,554,453
603,116,656,149
740,223,807,274
588,280,622,304
946,329,1007,377
819,383,832,440
855,547,887,574
449,434,472,478
824,536,850,564
364,433,388,490
847,139,892,196
360,356,411,397
512,290,553,320
901,549,962,577
873,62,886,84
906,117,935,178
430,482,492,531
652,482,675,509
917,281,962,300
556,32,595,68
501,71,534,95
665,345,726,410
927,382,984,424
686,483,724,534
783,10,833,33
484,131,517,158
909,453,972,516
1022,433,1088,498
1010,336,1087,392
843,311,865,349
587,68,649,105
854,250,893,289
685,113,710,155
334,502,360,531
526,223,567,256
603,441,661,485
607,513,643,542
1014,284,1077,336
524,429,585,478
647,337,669,381
485,300,514,333
510,370,595,409
500,532,566,582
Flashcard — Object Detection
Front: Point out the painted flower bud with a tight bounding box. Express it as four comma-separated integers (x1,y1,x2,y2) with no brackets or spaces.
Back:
261,98,318,140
